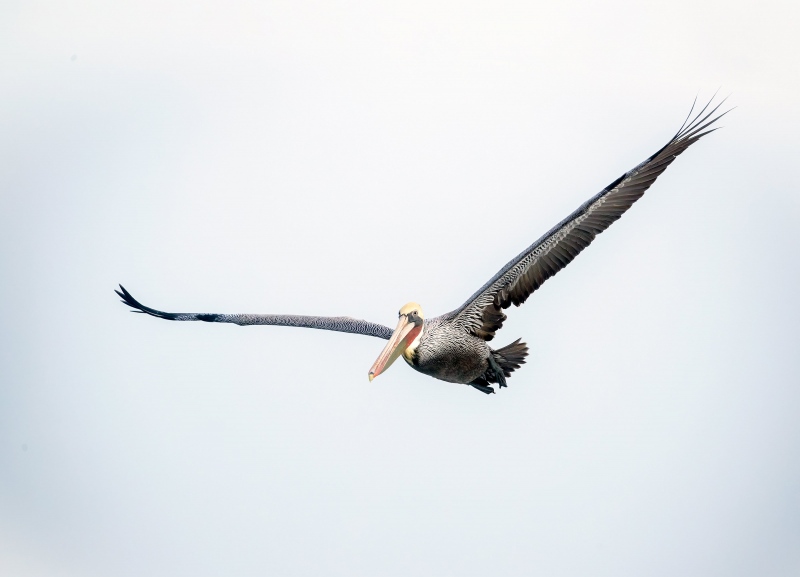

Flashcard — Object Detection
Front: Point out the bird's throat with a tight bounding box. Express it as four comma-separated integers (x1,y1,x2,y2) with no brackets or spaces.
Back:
402,325,423,363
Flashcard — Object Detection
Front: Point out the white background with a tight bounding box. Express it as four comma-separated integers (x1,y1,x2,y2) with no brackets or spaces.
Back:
2,1,799,575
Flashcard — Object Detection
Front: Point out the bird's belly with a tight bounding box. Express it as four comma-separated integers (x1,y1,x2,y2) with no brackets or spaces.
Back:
410,339,489,384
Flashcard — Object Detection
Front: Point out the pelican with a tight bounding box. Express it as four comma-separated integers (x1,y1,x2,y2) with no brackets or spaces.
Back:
117,99,727,394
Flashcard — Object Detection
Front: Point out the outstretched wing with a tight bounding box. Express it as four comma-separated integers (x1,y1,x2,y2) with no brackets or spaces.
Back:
448,97,730,341
116,285,393,340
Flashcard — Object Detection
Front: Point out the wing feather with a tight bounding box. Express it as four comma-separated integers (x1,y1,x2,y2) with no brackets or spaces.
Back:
446,97,729,340
115,285,393,340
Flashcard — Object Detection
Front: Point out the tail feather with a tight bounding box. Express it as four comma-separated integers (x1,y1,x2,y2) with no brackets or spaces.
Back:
492,338,529,377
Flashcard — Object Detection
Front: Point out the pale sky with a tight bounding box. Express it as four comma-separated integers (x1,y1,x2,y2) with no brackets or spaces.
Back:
1,1,799,576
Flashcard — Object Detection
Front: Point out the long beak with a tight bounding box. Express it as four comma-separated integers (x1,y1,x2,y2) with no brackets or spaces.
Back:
368,316,420,381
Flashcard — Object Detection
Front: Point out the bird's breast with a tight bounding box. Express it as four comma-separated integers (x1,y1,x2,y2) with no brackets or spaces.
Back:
407,326,489,384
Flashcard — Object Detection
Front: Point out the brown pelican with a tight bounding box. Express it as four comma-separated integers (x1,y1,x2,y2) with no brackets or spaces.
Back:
117,98,728,394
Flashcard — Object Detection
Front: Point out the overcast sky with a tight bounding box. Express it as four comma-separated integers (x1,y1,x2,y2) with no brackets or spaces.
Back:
1,1,799,575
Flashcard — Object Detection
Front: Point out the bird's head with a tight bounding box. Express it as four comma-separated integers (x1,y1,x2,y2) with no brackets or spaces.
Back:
368,302,424,381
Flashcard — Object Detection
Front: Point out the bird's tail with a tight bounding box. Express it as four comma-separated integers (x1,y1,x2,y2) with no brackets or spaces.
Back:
492,338,529,377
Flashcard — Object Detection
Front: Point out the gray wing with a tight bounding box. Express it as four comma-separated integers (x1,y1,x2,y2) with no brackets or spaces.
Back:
447,97,730,341
115,285,393,340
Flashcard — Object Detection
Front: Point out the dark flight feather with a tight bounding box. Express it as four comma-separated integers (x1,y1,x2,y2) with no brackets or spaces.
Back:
449,97,730,341
116,284,393,340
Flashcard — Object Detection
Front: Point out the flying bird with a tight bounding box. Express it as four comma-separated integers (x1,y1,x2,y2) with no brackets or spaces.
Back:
117,98,728,394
